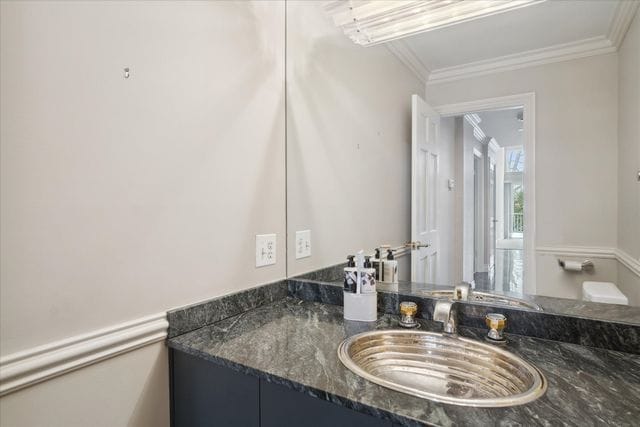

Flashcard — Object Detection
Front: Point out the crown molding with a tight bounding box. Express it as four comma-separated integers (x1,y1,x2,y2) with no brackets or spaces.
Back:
608,0,640,48
488,137,501,152
0,313,168,396
426,1,639,86
386,40,431,85
428,36,616,85
464,113,486,141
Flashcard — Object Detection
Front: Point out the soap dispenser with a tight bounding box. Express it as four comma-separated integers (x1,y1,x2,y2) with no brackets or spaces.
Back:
343,250,378,322
361,256,376,293
343,255,357,293
372,248,382,281
383,249,398,285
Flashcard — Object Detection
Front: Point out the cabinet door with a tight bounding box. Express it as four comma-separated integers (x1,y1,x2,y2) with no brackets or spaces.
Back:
260,379,392,427
171,350,259,427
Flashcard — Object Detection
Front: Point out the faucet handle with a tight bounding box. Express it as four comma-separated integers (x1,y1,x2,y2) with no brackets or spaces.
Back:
485,313,507,343
400,301,417,317
399,301,419,328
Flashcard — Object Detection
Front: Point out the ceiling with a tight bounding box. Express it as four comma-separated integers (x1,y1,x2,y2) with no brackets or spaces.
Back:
386,0,638,84
404,0,617,70
476,109,524,148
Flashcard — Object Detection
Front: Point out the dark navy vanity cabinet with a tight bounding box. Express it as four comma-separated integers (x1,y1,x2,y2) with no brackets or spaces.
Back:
170,349,392,427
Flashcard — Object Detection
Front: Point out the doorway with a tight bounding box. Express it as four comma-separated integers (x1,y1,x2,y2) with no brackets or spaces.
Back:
448,102,532,295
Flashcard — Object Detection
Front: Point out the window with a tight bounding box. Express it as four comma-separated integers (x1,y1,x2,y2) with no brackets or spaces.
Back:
506,147,524,172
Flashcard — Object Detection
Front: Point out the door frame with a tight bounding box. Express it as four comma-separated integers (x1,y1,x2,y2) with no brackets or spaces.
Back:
486,139,498,278
434,93,536,295
472,149,484,273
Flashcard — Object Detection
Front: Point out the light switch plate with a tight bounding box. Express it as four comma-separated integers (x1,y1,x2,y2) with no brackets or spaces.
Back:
256,234,276,267
295,230,311,259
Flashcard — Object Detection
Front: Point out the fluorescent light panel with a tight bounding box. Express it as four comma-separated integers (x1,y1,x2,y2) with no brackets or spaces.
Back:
325,0,545,46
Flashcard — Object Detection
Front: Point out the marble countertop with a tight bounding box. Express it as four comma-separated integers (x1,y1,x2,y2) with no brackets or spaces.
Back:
396,281,640,325
371,280,640,325
167,297,640,426
294,263,640,325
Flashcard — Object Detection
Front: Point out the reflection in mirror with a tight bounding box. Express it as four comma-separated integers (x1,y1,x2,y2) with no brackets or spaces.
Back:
423,107,531,297
286,1,640,316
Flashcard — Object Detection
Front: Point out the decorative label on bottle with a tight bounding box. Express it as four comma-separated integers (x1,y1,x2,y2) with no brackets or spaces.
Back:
360,269,376,293
344,268,357,293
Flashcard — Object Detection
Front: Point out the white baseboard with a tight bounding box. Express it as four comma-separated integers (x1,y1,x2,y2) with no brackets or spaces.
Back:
0,313,168,396
536,245,640,278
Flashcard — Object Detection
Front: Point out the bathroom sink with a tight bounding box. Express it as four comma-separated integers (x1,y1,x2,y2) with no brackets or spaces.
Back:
418,289,543,311
338,330,547,407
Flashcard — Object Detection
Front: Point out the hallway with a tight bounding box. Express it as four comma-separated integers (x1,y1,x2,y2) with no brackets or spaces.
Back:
474,248,523,295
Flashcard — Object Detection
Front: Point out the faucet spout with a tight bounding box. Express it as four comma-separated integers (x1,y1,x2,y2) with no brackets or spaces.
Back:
433,300,457,334
454,282,471,300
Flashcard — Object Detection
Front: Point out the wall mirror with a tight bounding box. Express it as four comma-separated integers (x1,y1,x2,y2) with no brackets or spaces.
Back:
284,0,640,323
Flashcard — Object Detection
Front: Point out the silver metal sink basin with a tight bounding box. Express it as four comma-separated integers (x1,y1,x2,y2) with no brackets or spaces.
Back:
418,289,543,311
338,330,546,407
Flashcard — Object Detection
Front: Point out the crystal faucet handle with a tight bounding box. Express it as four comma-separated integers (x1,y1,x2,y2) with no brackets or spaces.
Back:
399,301,419,328
485,313,507,342
400,301,417,317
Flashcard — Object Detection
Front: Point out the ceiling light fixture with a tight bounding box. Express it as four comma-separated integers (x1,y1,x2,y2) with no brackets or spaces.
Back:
325,0,545,46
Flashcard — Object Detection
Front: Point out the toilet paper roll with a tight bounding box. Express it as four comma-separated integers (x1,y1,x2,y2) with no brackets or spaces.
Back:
560,260,583,271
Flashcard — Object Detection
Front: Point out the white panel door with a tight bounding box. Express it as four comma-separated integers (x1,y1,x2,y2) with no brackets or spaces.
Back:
411,94,441,283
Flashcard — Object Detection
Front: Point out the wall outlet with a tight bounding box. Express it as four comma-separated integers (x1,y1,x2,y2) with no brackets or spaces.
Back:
255,234,276,267
295,230,311,259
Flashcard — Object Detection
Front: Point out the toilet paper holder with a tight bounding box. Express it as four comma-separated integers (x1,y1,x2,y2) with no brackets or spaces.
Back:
558,259,594,271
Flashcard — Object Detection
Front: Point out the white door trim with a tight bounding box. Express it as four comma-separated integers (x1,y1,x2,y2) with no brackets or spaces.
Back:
434,92,536,294
472,151,484,272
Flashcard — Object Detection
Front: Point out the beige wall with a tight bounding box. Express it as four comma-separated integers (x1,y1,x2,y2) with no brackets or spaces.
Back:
0,1,285,425
0,343,169,427
619,263,640,306
427,53,619,249
536,254,620,301
617,11,640,303
285,1,424,276
426,53,620,299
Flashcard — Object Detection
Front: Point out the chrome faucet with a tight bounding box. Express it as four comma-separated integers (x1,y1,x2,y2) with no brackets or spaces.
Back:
433,300,457,334
453,282,471,301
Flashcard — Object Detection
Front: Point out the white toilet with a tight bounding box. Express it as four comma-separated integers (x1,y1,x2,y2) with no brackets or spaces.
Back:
582,281,629,305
